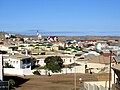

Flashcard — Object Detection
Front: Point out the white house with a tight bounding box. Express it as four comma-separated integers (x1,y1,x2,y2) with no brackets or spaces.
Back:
3,54,35,69
33,55,85,74
33,55,76,67
0,45,18,53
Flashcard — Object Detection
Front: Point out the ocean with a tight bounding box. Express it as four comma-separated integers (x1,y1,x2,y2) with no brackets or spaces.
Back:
6,30,120,36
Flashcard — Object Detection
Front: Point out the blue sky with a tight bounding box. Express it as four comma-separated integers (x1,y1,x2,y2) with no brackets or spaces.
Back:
0,0,120,36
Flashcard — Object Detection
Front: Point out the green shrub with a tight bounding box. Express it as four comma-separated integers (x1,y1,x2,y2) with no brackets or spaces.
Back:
8,79,15,88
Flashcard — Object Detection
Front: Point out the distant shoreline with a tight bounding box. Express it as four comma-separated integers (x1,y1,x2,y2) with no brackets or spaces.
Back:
0,31,120,43
1,31,120,37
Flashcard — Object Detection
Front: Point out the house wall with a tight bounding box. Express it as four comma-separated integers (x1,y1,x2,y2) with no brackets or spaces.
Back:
4,57,34,69
4,58,21,68
51,46,59,51
86,63,106,73
62,57,74,65
37,58,46,67
20,61,23,68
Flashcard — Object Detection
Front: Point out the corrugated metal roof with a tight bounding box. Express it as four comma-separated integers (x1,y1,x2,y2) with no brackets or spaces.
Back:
112,64,120,71
112,64,120,78
114,56,120,63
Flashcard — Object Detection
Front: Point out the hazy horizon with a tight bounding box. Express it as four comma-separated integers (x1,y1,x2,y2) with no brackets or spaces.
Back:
0,30,119,36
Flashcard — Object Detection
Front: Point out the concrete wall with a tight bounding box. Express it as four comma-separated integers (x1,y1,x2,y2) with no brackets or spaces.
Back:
84,70,117,90
37,66,85,75
87,63,105,69
4,68,33,75
84,81,109,90
61,66,85,74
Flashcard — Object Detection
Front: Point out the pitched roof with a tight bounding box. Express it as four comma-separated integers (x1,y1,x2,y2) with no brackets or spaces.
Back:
114,56,120,63
112,64,120,78
86,55,115,64
112,64,120,71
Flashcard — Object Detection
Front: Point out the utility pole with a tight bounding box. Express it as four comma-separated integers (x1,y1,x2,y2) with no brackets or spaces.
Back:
108,50,112,90
0,54,3,81
74,56,76,90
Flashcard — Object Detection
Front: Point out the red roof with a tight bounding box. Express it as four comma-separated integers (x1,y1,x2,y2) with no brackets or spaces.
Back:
48,36,58,38
88,40,96,42
102,53,115,57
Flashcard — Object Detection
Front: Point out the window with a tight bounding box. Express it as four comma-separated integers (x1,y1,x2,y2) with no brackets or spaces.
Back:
16,61,18,64
85,65,87,69
13,61,15,64
22,60,26,64
27,59,30,63
64,59,65,62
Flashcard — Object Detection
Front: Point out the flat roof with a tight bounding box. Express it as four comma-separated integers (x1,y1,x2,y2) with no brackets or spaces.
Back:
32,55,74,59
7,55,31,60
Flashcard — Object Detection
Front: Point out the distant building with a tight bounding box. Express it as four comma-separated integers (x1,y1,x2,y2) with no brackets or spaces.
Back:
0,45,18,53
47,36,58,42
36,31,42,40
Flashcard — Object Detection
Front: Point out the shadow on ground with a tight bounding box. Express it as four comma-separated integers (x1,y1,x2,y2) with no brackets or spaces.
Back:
3,75,29,88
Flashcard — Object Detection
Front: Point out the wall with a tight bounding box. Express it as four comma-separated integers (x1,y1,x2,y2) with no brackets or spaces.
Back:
37,66,85,75
37,58,46,67
84,69,117,90
4,68,33,75
84,81,109,90
4,58,21,68
62,57,74,65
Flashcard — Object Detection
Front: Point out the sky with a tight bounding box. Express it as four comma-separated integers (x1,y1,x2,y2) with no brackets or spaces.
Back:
0,0,120,36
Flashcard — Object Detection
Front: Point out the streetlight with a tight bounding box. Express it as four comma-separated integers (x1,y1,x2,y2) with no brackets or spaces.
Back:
108,50,112,90
79,77,82,83
79,77,84,90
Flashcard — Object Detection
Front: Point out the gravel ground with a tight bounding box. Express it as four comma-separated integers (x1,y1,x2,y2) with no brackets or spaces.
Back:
14,73,108,90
